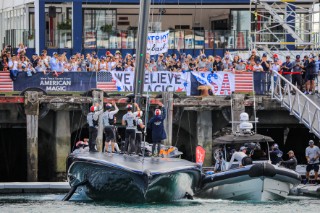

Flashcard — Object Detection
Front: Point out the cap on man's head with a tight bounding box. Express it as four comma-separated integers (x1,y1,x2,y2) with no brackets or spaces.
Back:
115,50,121,54
309,55,315,59
182,53,186,56
240,146,247,151
106,51,111,56
133,54,136,58
151,57,155,61
90,106,95,112
309,140,314,144
155,109,162,116
105,103,112,110
262,53,267,57
287,150,294,155
53,52,58,55
296,55,300,59
273,54,279,58
273,143,279,149
126,104,133,110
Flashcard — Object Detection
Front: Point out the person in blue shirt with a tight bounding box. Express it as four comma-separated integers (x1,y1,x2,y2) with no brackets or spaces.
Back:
50,52,60,76
269,143,283,165
147,102,166,157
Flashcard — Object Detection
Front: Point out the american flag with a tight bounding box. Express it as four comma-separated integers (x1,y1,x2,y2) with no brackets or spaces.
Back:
234,72,253,93
96,72,117,91
0,72,13,91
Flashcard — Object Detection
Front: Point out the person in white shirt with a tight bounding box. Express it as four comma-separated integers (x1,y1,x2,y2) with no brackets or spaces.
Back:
227,146,250,170
305,140,320,184
102,101,119,153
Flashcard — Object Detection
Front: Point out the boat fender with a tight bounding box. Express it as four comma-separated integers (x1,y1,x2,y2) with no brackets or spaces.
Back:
249,164,264,177
248,163,276,178
263,163,276,177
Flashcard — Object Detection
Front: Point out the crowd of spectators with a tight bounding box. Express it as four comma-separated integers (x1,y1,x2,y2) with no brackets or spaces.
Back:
1,43,319,95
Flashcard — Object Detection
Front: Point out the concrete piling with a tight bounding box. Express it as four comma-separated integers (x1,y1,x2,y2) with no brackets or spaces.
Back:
54,111,71,180
196,111,213,166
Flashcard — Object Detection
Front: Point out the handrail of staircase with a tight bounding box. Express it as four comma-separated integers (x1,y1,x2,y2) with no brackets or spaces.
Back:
271,70,320,138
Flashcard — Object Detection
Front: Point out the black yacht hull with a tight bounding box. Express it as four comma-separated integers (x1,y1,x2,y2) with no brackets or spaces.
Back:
67,152,201,202
197,163,301,201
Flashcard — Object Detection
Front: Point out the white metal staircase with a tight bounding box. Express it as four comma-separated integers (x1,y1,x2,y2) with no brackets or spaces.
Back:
271,71,320,138
250,0,320,58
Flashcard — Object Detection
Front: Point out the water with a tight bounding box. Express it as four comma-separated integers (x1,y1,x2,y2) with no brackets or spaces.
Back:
0,194,319,213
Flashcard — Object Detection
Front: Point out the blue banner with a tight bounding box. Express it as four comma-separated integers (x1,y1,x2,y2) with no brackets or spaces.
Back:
13,72,97,92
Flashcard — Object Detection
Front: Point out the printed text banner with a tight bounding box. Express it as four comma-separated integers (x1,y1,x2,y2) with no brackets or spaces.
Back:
109,71,190,94
147,31,169,56
13,72,97,92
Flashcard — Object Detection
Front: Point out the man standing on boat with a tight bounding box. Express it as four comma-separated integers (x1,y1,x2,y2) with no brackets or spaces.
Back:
227,146,251,170
122,104,137,154
279,150,297,170
147,102,166,157
102,101,119,153
269,143,283,165
305,140,319,184
134,103,145,155
87,104,102,152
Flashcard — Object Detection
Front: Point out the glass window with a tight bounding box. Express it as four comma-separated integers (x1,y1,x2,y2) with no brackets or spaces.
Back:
83,9,116,31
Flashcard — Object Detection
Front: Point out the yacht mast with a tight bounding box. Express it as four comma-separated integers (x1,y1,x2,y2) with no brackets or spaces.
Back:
133,0,151,106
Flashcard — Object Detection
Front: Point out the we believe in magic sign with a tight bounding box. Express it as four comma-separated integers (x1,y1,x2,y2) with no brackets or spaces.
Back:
12,71,252,95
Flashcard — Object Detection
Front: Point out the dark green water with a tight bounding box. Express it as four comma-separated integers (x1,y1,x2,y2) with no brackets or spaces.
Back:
0,194,319,213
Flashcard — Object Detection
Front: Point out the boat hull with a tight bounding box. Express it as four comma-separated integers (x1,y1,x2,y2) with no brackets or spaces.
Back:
67,153,201,202
197,163,301,201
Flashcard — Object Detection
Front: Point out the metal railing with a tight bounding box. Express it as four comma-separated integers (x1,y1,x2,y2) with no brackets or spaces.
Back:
271,71,320,138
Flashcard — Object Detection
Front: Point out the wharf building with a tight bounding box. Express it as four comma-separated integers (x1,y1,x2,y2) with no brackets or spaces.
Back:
0,0,319,57
0,0,320,182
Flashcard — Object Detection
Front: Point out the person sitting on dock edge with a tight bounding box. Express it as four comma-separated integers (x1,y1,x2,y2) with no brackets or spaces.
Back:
147,102,166,157
279,150,297,171
102,101,119,153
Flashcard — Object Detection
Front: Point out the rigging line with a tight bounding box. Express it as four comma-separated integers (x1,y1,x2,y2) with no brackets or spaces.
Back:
150,0,155,32
187,111,194,162
174,107,184,147
157,0,165,24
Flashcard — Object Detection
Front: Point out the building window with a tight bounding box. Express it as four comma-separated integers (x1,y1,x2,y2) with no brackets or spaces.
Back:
83,9,116,31
83,9,116,49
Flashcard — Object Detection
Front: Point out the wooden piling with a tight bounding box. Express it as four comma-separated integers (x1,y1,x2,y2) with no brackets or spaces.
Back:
24,91,40,182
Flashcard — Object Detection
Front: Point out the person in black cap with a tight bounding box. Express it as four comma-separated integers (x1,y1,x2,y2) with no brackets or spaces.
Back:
291,55,304,92
305,55,316,95
279,150,297,170
261,53,270,94
281,56,293,87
